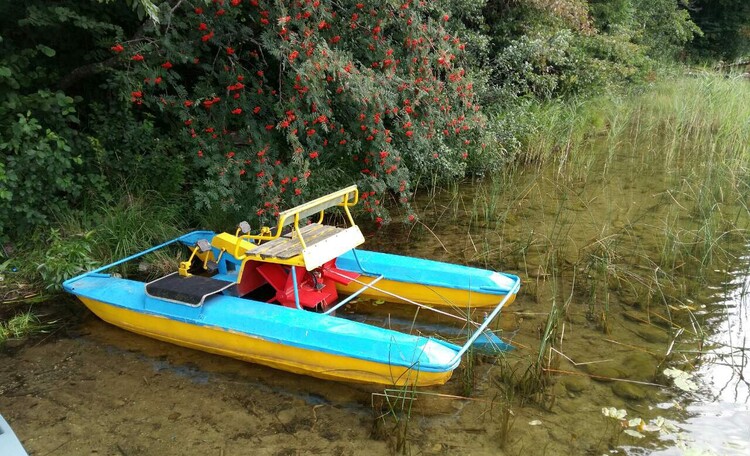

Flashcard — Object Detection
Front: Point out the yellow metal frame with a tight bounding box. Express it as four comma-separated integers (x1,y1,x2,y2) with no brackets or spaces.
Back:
178,244,217,277
227,185,360,268
211,232,256,262
249,185,358,244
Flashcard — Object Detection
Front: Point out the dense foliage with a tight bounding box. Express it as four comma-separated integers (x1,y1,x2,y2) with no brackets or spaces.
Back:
688,0,750,60
116,0,485,224
0,1,180,238
0,0,747,242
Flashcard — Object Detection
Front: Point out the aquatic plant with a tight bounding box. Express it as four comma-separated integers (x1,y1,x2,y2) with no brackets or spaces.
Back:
492,381,517,449
600,406,681,447
460,346,477,397
663,367,699,393
0,311,44,344
371,386,419,455
381,71,750,455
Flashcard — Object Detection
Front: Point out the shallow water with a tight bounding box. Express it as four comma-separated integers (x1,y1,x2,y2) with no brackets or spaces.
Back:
2,143,750,454
649,260,750,456
363,142,750,454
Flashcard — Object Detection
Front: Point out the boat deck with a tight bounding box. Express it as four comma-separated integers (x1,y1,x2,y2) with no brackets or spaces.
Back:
249,223,345,260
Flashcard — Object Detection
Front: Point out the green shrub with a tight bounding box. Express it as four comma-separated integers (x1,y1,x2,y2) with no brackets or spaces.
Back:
36,229,99,290
86,103,189,200
0,105,92,240
0,1,137,241
492,29,651,101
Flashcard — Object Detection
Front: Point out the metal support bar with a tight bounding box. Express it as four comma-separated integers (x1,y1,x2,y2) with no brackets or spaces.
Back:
325,267,521,368
327,269,476,323
291,266,302,310
322,275,385,315
448,277,521,364
62,231,216,288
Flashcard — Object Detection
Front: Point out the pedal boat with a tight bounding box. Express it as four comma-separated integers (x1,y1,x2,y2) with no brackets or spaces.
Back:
0,414,28,456
63,186,520,386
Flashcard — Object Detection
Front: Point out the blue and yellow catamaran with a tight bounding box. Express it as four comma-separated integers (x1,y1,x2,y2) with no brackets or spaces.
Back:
63,186,520,386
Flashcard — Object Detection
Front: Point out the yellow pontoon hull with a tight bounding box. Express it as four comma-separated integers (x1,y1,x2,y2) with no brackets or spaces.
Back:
337,276,517,308
80,297,453,387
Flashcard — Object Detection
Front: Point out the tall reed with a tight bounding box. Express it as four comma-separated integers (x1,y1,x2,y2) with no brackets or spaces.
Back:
472,72,750,413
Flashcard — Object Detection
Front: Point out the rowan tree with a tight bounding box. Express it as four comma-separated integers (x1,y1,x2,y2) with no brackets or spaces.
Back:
114,0,485,224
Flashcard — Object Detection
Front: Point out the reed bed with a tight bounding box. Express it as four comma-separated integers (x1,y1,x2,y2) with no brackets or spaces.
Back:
380,73,750,454
502,72,750,310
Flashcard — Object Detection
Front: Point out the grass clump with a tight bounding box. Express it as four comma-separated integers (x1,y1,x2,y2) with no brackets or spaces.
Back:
58,194,185,263
371,386,418,455
1,193,187,342
0,311,44,345
29,194,185,290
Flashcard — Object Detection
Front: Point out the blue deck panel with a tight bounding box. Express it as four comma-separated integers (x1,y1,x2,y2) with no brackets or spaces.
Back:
0,414,28,456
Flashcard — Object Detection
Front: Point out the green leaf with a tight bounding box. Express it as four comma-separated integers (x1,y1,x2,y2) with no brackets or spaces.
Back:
0,66,11,78
37,45,56,57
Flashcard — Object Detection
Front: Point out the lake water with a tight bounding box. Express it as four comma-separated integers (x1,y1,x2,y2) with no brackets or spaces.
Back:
648,259,749,455
362,140,750,454
1,140,749,454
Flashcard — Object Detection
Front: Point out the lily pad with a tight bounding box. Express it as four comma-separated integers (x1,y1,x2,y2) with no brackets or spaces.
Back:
624,429,645,439
601,407,627,419
663,367,699,392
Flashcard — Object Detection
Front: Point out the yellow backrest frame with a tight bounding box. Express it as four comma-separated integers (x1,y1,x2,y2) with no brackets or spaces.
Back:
243,185,359,248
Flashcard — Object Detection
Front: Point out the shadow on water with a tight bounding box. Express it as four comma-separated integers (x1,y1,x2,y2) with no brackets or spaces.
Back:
81,316,379,412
